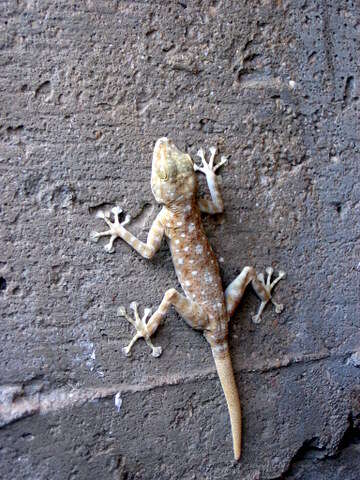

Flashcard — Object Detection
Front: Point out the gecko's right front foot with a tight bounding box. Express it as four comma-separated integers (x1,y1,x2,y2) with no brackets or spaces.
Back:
194,146,227,175
90,207,131,253
252,268,286,324
117,302,162,358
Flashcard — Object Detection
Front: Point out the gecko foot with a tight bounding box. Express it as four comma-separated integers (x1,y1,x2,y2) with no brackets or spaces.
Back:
90,206,131,253
194,146,227,175
117,302,162,357
252,268,286,324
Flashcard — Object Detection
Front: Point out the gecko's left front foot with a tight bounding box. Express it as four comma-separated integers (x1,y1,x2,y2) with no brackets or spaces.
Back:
117,302,162,358
90,207,131,253
252,268,286,324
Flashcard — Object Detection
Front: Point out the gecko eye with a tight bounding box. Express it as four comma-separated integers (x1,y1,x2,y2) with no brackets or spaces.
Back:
157,166,168,181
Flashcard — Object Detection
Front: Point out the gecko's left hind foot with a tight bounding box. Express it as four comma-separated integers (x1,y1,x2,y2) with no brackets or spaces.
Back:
252,268,286,324
117,302,162,357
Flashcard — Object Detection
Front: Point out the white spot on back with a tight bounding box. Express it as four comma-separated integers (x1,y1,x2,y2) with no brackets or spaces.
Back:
185,280,191,287
181,233,186,238
192,271,198,276
184,246,189,252
178,258,184,265
175,239,180,244
195,244,203,255
204,271,213,283
177,222,183,226
188,223,195,233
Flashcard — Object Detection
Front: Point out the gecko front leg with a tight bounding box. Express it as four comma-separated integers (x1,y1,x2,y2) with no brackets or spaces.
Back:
90,207,131,253
90,207,165,259
194,146,227,214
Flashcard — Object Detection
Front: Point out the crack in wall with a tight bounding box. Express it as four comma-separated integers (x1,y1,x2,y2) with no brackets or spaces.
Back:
272,413,360,479
0,349,353,428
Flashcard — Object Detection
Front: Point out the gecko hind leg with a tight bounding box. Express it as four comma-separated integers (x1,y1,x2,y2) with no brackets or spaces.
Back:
225,266,285,324
118,289,208,357
117,302,162,357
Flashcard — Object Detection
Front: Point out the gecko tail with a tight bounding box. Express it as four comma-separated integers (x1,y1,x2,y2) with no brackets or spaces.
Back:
212,346,242,461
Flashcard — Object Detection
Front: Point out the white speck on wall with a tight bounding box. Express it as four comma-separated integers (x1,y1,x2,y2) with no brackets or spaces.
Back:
184,246,189,252
115,392,122,412
219,257,224,263
188,223,195,233
195,244,203,254
178,258,184,265
289,80,296,89
348,351,360,367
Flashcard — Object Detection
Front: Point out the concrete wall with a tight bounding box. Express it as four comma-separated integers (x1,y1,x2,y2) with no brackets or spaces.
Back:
1,1,359,478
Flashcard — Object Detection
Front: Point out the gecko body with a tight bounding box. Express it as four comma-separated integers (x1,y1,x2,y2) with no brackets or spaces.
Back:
90,137,285,460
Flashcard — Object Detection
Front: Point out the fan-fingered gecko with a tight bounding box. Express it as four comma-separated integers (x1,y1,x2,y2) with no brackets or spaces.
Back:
90,137,285,460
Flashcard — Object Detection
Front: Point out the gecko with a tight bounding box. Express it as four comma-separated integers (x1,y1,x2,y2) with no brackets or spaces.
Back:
90,137,285,460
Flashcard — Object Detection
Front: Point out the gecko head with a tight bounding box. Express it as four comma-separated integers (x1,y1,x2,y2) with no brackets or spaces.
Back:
151,137,196,205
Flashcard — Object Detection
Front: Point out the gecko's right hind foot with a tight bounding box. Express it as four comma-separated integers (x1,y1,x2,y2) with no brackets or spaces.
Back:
118,302,162,357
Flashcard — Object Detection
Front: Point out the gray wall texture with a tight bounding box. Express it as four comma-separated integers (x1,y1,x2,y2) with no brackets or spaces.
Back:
1,1,360,479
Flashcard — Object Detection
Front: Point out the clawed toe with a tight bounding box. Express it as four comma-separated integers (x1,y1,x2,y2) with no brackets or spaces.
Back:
90,231,100,243
151,346,162,358
252,314,262,324
257,272,265,283
275,303,284,314
122,346,132,357
104,242,115,253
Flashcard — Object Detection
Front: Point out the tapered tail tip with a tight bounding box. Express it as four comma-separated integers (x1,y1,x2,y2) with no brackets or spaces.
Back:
212,349,242,462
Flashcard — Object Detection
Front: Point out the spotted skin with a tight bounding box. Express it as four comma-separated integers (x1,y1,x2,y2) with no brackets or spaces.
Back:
90,137,285,460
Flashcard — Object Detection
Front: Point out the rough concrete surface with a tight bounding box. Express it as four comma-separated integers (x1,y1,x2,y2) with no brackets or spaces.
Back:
1,0,359,479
